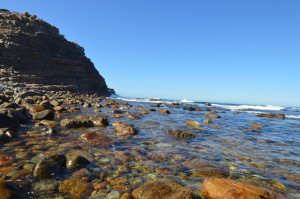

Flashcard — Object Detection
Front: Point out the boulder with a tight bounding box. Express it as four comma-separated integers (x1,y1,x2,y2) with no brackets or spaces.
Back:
201,178,275,199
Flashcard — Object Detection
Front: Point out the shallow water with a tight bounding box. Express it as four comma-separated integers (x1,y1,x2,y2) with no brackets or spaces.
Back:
1,97,300,198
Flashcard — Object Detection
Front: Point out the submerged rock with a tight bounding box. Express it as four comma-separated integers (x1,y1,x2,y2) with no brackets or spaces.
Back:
79,132,112,147
33,155,66,179
32,179,58,194
166,130,195,139
158,109,171,114
132,181,194,199
201,178,275,199
205,113,221,119
0,180,13,199
114,123,138,136
187,120,201,129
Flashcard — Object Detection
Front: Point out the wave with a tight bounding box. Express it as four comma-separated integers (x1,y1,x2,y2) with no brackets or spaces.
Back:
113,97,173,104
286,115,300,119
180,99,194,103
211,104,285,111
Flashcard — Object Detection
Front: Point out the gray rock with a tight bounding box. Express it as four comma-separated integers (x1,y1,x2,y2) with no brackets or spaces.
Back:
33,155,66,179
32,179,58,193
33,109,54,120
66,155,90,169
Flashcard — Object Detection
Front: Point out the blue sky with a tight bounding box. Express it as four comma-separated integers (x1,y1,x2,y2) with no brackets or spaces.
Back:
2,1,300,106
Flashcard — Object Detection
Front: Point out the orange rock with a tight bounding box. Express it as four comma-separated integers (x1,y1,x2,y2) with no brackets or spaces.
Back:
249,123,264,129
0,155,14,166
201,178,275,199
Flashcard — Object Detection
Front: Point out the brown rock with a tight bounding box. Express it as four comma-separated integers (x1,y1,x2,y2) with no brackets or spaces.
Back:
114,123,138,136
79,132,112,147
59,179,93,199
158,109,170,114
166,130,195,139
187,120,201,129
90,116,109,127
132,181,194,199
0,180,13,199
249,123,264,129
205,113,221,119
203,119,213,124
201,178,275,199
257,113,285,120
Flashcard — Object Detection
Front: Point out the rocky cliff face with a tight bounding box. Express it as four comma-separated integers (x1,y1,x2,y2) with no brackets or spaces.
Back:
0,9,112,96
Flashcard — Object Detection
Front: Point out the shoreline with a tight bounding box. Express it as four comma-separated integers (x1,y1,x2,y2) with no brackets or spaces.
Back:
0,85,299,198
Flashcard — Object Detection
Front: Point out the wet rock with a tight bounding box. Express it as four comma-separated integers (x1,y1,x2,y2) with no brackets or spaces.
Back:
203,119,213,124
187,120,201,129
113,109,124,114
0,155,14,166
0,128,18,143
205,113,221,118
166,130,195,139
249,123,264,129
205,102,212,106
107,190,121,199
59,178,93,199
50,100,60,107
183,158,213,169
0,110,20,130
132,181,194,199
60,116,94,128
0,180,13,199
114,123,138,136
33,155,66,179
32,179,58,194
243,128,261,133
29,104,45,113
79,132,112,147
121,192,134,199
201,178,275,199
53,106,65,112
257,113,285,120
0,102,20,109
32,109,54,120
66,155,90,169
90,116,109,127
158,109,170,114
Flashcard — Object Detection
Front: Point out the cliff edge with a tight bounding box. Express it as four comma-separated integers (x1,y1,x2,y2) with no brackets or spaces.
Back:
0,9,112,96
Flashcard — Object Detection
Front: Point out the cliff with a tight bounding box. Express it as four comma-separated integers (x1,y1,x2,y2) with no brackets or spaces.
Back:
0,9,112,96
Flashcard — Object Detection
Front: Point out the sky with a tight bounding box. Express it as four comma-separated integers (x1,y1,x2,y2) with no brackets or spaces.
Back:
1,1,300,106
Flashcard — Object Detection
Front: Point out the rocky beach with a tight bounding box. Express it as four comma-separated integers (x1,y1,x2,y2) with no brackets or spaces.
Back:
1,9,300,199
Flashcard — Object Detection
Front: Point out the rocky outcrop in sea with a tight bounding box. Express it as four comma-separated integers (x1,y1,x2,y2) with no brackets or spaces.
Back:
0,9,112,96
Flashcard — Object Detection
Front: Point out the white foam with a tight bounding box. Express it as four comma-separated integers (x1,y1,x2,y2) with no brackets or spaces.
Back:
113,97,172,104
212,104,285,111
180,99,194,103
286,115,300,119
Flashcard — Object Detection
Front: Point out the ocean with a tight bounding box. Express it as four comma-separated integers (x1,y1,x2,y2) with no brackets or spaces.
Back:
110,96,300,197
